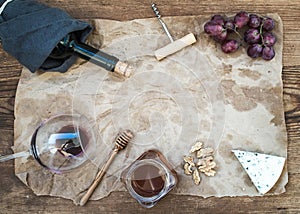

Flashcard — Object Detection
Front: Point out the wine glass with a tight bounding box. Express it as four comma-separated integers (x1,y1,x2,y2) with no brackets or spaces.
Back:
0,114,96,174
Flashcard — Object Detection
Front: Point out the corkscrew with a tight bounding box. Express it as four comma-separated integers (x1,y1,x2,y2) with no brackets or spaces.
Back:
151,3,197,60
151,3,174,42
80,130,134,206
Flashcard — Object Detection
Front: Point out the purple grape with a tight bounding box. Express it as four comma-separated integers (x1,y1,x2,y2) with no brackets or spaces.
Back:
244,28,261,44
262,32,276,47
262,46,275,60
221,39,239,53
262,17,275,31
234,11,249,28
204,21,224,36
211,14,225,25
248,14,261,28
247,44,263,58
224,19,235,32
213,30,227,43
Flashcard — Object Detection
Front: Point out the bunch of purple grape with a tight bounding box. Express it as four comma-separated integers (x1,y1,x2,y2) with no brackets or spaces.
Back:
204,11,276,60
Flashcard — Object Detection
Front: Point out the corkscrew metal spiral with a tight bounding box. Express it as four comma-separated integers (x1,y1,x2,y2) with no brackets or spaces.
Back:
80,130,134,206
151,3,174,42
151,3,161,18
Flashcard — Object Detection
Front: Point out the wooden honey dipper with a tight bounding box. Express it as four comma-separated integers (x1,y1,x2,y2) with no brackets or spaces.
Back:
80,130,134,206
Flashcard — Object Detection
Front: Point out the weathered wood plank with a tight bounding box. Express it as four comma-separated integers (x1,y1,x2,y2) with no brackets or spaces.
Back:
0,0,299,213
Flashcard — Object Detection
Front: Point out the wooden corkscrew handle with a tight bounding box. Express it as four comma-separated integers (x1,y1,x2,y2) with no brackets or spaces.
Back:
79,130,134,206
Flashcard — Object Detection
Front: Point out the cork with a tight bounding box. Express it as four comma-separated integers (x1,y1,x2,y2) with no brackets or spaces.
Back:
154,33,197,61
114,61,134,77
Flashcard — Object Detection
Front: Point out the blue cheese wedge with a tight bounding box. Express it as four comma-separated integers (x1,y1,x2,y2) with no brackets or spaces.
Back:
232,150,286,194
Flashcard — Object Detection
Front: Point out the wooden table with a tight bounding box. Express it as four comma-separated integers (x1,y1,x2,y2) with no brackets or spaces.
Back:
0,0,299,213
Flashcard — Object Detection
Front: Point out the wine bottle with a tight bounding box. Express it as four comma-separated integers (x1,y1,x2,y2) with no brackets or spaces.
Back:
50,33,133,77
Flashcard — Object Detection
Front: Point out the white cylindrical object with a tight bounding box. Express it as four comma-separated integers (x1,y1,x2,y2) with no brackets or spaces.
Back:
154,33,197,61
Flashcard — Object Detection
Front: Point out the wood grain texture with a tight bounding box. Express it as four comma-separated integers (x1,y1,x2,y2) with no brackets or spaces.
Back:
0,0,299,213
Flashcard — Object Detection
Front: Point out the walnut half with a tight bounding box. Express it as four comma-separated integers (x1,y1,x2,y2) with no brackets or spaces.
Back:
189,141,203,153
196,147,214,159
183,156,195,167
197,158,217,176
184,162,193,175
204,169,216,177
192,169,201,185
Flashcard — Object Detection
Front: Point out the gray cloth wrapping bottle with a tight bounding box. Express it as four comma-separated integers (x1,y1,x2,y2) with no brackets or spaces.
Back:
0,0,92,72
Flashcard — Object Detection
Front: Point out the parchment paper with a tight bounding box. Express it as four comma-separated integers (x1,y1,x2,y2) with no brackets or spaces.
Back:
14,14,287,204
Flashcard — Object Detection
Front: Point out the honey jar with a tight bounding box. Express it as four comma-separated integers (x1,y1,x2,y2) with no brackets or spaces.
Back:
121,150,178,208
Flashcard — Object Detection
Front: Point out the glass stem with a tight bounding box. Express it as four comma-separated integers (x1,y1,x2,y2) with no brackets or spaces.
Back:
0,150,31,162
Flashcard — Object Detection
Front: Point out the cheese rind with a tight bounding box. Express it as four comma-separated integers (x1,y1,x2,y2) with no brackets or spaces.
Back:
232,150,286,194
